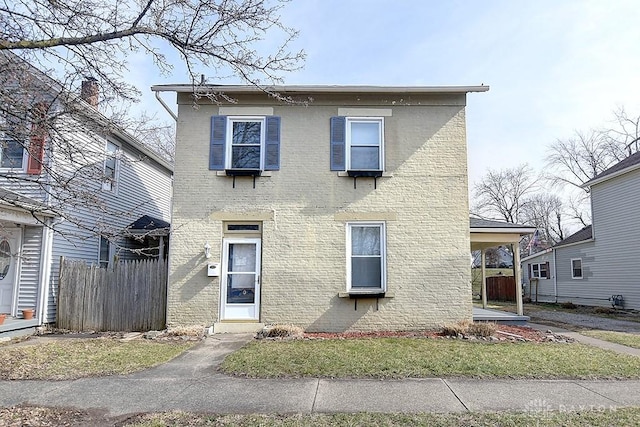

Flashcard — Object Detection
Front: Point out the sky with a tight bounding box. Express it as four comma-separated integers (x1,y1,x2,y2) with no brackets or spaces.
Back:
130,0,640,191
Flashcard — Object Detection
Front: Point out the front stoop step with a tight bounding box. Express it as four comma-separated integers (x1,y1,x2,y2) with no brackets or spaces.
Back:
213,322,265,334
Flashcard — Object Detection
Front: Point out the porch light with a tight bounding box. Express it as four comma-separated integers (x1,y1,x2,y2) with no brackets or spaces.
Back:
204,242,211,259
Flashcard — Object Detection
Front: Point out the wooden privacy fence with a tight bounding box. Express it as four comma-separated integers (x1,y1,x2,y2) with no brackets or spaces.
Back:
57,257,167,332
486,275,516,302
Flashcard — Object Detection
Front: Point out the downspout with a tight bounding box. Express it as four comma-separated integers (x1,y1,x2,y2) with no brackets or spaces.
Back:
37,217,55,325
154,91,178,122
553,248,558,303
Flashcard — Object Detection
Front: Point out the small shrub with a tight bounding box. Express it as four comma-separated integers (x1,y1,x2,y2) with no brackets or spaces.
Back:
594,307,614,314
468,322,497,337
260,324,304,338
440,320,472,336
164,325,206,338
561,301,577,309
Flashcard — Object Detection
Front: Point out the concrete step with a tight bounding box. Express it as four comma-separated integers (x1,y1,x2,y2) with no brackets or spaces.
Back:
213,322,264,334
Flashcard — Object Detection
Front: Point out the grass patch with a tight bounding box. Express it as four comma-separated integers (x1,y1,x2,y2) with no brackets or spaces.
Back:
123,408,640,426
221,338,640,379
583,330,640,349
0,338,194,380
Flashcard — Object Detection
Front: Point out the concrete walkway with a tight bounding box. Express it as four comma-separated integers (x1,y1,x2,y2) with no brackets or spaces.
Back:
2,334,640,416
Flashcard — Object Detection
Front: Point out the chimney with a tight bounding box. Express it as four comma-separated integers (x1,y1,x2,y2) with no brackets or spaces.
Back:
81,78,99,108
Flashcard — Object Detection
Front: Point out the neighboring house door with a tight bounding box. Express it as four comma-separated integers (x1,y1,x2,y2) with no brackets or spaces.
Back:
220,238,261,321
0,228,21,315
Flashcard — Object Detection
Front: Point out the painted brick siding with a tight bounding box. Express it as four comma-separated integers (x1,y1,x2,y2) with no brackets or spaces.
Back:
168,93,472,331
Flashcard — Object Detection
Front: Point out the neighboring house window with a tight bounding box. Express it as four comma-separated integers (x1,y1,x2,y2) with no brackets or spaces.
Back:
0,139,25,169
331,116,384,172
99,236,110,268
102,141,119,191
209,115,281,172
347,222,386,292
571,258,583,279
530,262,549,279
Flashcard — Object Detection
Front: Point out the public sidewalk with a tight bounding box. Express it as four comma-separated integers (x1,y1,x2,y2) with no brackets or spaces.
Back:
2,333,640,417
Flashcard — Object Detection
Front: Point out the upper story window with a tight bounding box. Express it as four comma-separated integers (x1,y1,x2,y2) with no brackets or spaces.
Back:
347,222,386,293
0,139,25,170
331,116,384,173
209,115,281,173
0,112,25,171
102,141,119,191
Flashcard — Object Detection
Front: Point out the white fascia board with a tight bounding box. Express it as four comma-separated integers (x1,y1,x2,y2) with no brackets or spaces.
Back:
151,84,490,94
520,248,553,263
582,163,640,188
470,227,536,234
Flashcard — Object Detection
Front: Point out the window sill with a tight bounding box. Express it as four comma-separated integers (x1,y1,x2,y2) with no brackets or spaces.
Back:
337,171,392,178
338,291,394,299
216,170,272,177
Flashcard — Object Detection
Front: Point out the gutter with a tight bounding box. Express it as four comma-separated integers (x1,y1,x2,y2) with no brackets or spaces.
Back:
155,91,178,122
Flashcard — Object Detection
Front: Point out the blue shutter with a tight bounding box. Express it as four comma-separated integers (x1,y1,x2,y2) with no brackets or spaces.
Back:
264,116,280,170
330,116,346,171
210,115,226,170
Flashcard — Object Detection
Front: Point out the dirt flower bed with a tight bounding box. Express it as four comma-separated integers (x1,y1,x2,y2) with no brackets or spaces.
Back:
300,324,572,343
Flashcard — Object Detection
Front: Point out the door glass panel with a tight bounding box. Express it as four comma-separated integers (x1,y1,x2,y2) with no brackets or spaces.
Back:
0,240,10,280
226,243,257,304
228,244,256,272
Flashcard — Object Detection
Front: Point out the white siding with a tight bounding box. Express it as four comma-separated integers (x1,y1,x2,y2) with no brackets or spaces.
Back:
17,226,42,312
580,170,640,310
523,251,555,303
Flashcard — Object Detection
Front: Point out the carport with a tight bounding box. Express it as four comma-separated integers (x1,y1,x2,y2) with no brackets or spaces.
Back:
470,218,536,316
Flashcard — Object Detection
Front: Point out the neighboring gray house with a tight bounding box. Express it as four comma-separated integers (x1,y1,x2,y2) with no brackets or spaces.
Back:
0,55,173,335
521,150,640,310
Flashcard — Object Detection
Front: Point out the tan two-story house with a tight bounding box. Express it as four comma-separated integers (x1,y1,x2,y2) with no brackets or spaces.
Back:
152,84,488,332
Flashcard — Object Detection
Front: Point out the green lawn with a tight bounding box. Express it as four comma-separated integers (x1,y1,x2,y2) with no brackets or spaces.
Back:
124,408,640,426
583,330,640,349
220,338,640,379
0,339,194,380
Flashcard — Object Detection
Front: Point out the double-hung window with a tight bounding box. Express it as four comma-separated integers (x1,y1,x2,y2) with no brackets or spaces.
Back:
531,262,549,279
331,116,384,174
0,113,25,170
571,258,583,279
102,141,119,191
347,222,386,292
99,236,110,268
209,115,281,173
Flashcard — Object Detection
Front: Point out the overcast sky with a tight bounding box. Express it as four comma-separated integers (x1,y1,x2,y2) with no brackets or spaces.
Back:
136,0,640,190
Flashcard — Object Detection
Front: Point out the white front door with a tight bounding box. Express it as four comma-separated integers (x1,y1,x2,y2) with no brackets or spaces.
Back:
0,229,20,315
220,238,261,321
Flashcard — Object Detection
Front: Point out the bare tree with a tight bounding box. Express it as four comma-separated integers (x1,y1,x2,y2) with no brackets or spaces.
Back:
0,0,304,104
521,193,566,246
472,164,538,224
0,0,303,249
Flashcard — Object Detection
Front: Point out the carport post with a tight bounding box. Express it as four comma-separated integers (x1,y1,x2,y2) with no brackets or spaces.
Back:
481,248,487,309
514,244,523,315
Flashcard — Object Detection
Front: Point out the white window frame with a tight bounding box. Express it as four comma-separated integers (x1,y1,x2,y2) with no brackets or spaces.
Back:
0,138,26,171
98,236,111,268
531,262,549,279
345,117,384,171
225,116,266,170
346,221,387,293
102,140,120,192
571,258,583,279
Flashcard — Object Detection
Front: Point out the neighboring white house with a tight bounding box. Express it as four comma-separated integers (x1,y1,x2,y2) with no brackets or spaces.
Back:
0,54,173,336
521,150,640,310
153,83,488,333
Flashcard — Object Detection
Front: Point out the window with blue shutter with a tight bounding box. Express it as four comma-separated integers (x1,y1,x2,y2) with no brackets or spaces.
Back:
210,115,281,172
330,116,346,171
264,116,280,170
210,115,227,170
332,116,384,173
